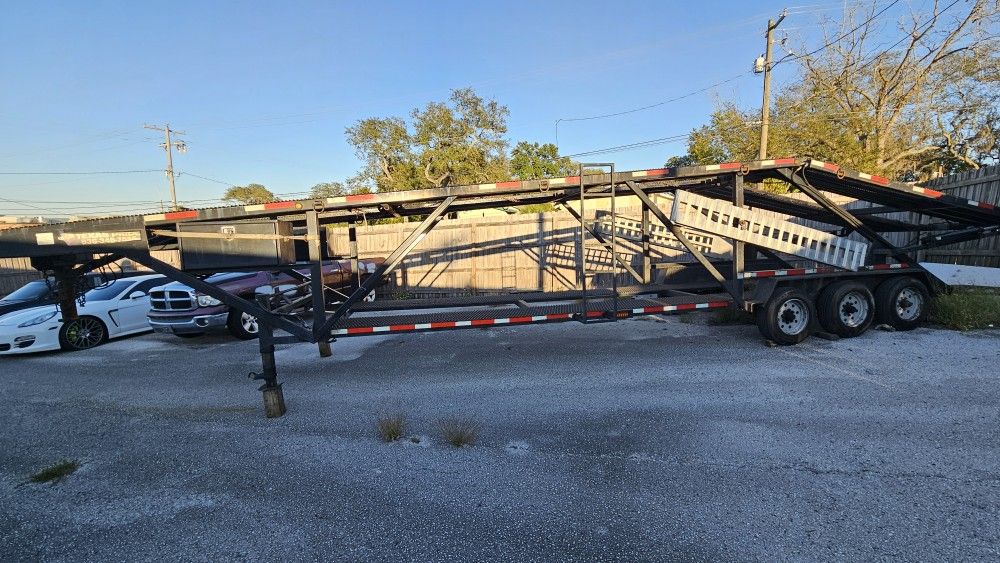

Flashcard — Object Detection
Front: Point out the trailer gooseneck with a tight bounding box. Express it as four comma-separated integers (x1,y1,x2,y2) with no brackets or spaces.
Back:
0,158,997,417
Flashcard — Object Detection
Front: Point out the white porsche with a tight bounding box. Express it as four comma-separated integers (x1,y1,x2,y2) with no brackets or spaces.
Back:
0,274,167,355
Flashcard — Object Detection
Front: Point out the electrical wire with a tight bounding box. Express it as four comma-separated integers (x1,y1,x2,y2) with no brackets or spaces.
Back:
0,169,162,175
773,0,902,66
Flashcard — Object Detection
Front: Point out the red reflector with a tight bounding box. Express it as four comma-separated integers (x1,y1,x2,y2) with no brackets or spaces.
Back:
720,162,741,169
495,181,521,189
164,210,198,220
389,324,415,332
471,319,494,326
509,316,532,323
347,327,374,334
264,201,296,210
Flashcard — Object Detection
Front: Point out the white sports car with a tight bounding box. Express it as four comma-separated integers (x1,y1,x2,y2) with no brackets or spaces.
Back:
0,274,167,355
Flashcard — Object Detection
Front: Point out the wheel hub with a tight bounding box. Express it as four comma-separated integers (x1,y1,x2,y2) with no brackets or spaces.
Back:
838,291,869,328
777,299,808,335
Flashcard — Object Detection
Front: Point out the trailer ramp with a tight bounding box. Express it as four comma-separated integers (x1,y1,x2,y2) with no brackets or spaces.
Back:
670,190,869,270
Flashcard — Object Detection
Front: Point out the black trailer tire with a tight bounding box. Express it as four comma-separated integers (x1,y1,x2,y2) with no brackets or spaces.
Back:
755,288,815,345
817,281,875,338
874,276,929,331
58,316,108,351
227,310,260,340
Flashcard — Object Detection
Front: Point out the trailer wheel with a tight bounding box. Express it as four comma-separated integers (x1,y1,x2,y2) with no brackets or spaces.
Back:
227,310,259,340
817,281,875,337
874,276,929,331
756,288,814,345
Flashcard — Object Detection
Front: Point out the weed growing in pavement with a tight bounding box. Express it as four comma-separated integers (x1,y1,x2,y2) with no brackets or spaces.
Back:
376,413,407,442
439,416,481,448
28,460,80,485
931,288,1000,331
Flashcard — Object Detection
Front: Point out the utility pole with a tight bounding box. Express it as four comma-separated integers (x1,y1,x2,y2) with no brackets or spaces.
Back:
144,124,186,210
755,10,785,160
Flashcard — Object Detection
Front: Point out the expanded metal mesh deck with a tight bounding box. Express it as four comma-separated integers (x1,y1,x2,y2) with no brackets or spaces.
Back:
329,292,733,336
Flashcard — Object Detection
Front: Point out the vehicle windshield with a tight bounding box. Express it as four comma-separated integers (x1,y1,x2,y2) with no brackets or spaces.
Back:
1,280,52,302
84,279,134,301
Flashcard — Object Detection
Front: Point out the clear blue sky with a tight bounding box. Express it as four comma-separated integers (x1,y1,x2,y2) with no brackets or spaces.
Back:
0,0,899,216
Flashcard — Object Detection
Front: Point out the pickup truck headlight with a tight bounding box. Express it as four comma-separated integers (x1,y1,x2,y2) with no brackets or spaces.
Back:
18,310,58,327
197,295,222,307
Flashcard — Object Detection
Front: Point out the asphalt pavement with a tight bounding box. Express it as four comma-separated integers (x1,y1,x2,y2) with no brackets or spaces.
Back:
1,316,997,562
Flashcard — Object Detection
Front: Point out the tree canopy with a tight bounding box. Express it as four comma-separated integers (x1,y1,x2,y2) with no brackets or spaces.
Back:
668,0,999,180
346,88,512,192
222,184,275,205
510,142,577,179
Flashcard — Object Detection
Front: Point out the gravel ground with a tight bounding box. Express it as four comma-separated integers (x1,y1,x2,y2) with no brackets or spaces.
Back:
0,316,998,562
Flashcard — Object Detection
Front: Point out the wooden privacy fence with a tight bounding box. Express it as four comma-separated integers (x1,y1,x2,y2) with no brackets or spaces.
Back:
327,201,725,297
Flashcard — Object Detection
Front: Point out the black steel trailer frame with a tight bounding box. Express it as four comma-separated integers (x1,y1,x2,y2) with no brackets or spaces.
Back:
1,157,997,417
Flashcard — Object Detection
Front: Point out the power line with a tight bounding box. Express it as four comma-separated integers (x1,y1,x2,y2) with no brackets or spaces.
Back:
0,169,161,175
176,171,233,186
773,0,902,66
556,72,751,125
565,134,690,159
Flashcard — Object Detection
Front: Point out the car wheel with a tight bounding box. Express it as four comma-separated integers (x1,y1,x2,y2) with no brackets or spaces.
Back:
817,281,875,337
874,276,929,331
227,310,259,340
755,288,814,345
58,316,108,351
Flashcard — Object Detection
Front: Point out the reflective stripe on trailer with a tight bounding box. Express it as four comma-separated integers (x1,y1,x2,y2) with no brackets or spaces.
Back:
739,263,910,279
329,301,732,336
144,210,199,222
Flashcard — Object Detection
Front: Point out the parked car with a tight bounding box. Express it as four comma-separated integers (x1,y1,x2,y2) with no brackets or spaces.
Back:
147,259,383,339
0,274,167,354
0,272,140,318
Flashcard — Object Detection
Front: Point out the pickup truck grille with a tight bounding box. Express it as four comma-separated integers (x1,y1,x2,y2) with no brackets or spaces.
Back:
149,289,195,311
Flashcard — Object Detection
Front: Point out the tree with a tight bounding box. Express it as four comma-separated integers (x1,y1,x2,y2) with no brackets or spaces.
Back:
669,0,999,180
346,88,511,191
222,184,275,205
309,182,347,199
510,142,576,179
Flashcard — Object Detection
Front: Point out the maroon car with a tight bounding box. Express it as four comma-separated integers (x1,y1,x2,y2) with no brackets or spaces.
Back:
147,259,383,339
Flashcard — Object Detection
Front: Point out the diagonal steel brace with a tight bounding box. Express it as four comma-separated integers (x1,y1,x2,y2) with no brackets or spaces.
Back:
625,181,740,300
315,195,456,341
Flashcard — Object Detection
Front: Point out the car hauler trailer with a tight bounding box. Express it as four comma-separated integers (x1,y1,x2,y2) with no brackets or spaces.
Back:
0,157,997,417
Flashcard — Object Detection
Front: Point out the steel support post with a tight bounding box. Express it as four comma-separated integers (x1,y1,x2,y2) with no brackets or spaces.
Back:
348,220,360,289
254,319,286,418
778,168,915,264
306,211,332,357
732,173,745,308
53,267,79,321
315,196,456,341
625,181,740,300
641,205,652,284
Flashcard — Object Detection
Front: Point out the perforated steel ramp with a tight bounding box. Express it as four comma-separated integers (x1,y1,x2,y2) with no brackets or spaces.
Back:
670,190,869,270
329,292,732,336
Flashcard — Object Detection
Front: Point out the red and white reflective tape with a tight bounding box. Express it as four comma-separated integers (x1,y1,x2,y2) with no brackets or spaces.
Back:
543,176,581,186
631,300,731,315
244,201,301,212
740,267,833,279
631,168,670,178
143,210,199,222
475,180,522,191
329,301,731,336
910,186,944,199
740,263,910,279
703,162,743,171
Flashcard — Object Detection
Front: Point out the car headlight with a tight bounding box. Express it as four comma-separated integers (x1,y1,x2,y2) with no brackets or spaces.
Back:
18,310,58,328
197,295,222,307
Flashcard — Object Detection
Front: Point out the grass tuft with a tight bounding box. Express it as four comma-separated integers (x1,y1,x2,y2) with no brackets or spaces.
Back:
439,416,481,448
29,460,80,485
931,288,1000,331
375,413,407,442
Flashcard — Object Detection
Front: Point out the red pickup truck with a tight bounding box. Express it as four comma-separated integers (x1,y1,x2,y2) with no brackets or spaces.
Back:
147,259,383,339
